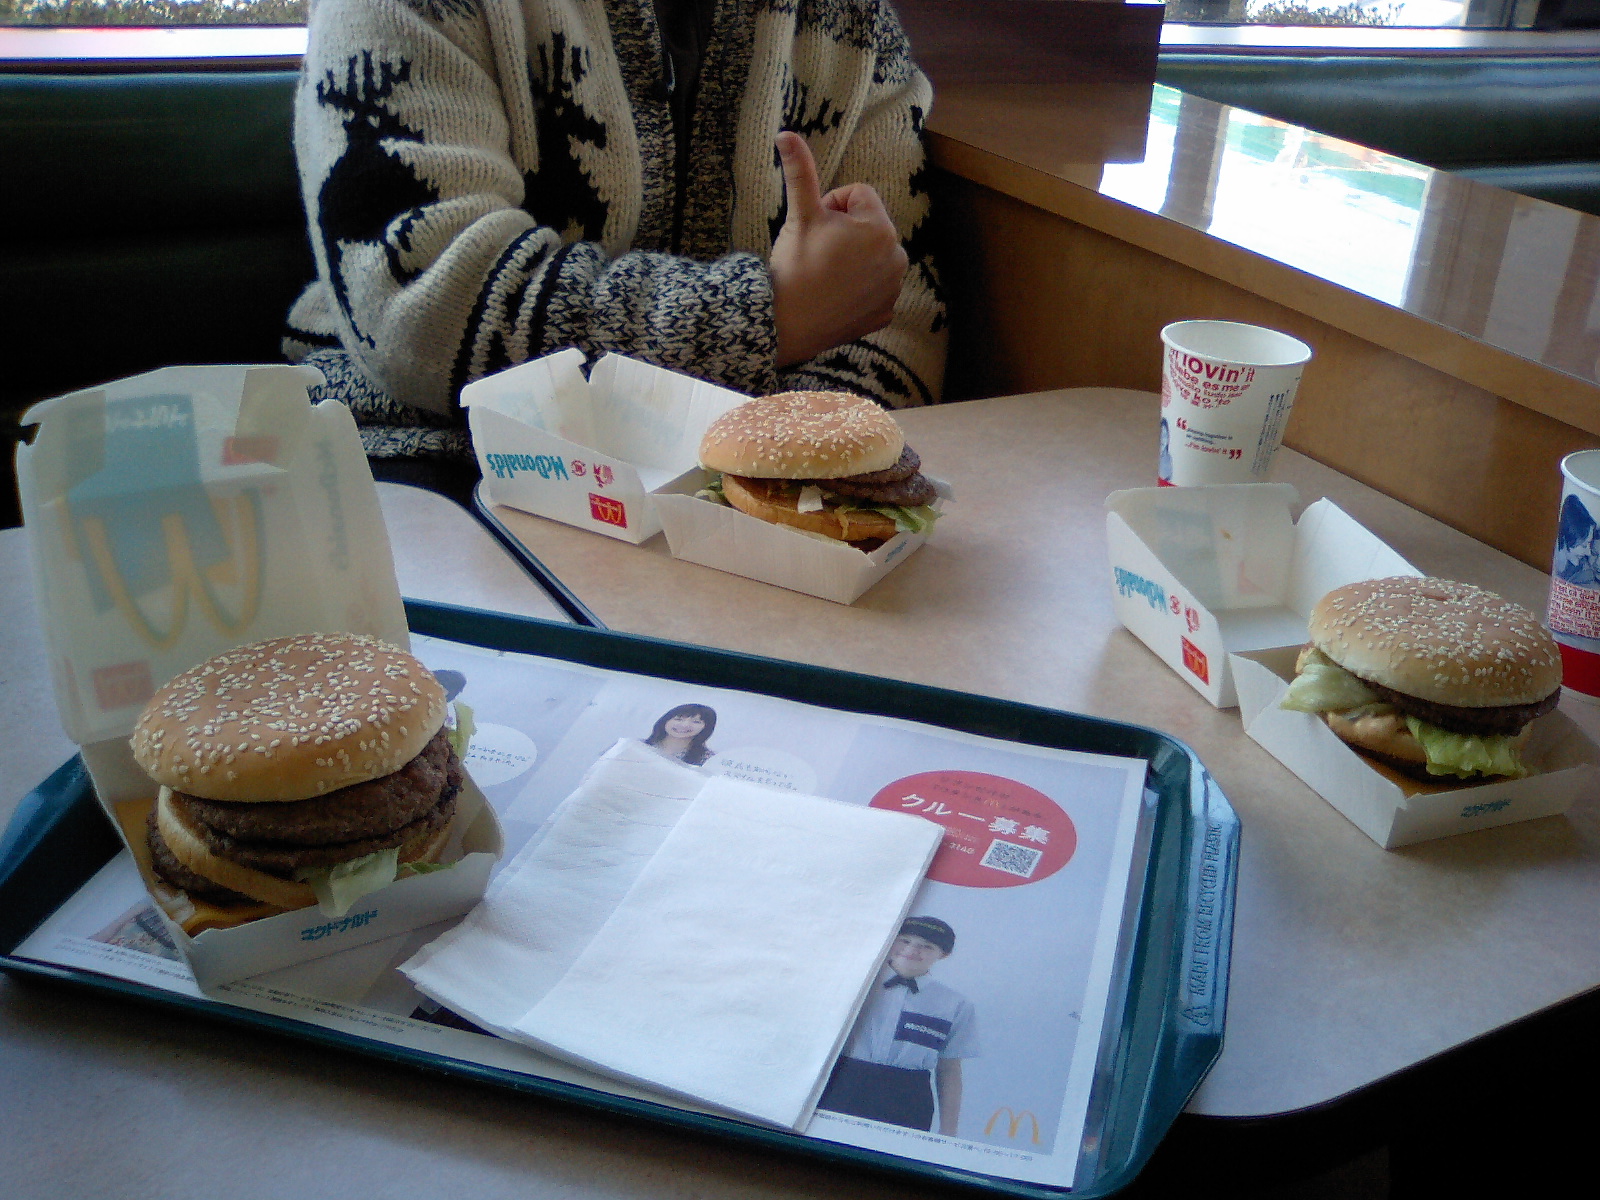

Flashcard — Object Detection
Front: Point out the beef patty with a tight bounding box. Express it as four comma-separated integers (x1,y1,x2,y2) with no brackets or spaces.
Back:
817,443,936,506
148,734,462,893
1359,676,1560,737
824,473,938,506
175,731,460,845
835,445,921,486
169,790,459,877
145,809,255,905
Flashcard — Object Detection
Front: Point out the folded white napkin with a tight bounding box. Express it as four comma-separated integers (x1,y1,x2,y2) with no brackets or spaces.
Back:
401,739,941,1129
401,739,705,1036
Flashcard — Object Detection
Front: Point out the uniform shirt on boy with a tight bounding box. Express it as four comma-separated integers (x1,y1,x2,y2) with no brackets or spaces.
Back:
843,968,981,1072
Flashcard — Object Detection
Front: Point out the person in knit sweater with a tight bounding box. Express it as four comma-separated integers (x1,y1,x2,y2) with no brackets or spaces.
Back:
284,0,948,467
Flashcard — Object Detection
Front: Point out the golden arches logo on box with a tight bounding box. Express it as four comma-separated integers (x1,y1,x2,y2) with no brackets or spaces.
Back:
60,393,266,654
984,1107,1041,1144
72,493,265,651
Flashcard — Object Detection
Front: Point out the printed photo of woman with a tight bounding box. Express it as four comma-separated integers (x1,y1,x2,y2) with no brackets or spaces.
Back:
642,704,719,767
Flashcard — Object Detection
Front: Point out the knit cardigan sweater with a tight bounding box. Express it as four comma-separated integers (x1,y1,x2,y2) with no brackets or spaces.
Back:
285,0,947,459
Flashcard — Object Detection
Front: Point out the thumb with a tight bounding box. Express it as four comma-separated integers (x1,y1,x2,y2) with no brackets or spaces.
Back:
777,131,824,228
828,182,890,222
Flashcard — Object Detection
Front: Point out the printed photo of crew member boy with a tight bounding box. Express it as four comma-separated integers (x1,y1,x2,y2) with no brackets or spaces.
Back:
817,916,981,1136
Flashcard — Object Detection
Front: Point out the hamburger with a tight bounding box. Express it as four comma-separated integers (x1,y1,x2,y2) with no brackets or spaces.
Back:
131,632,464,918
697,391,941,546
1280,576,1562,783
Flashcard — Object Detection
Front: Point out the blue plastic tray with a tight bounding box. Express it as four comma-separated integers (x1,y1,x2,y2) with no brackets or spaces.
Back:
0,599,1238,1197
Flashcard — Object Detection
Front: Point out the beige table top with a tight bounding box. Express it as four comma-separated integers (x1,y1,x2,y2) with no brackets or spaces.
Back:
481,387,1600,1120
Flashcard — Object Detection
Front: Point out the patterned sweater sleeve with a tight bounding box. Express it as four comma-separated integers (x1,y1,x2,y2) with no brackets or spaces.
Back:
293,0,777,416
775,2,948,408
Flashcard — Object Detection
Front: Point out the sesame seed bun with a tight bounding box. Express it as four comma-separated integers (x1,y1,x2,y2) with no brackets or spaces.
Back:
720,474,900,542
131,633,447,803
699,391,903,480
1308,576,1561,708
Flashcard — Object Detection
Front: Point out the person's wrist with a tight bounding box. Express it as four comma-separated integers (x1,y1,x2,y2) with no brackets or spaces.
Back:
774,321,802,369
771,281,819,368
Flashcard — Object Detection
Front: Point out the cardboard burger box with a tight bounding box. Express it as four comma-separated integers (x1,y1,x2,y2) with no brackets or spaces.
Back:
1106,482,1600,847
17,365,502,987
465,350,945,604
1231,645,1600,849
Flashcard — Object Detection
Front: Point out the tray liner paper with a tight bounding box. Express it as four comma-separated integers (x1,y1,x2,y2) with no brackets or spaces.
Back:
401,739,942,1129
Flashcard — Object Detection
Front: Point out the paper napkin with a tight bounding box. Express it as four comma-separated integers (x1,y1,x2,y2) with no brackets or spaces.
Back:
400,739,705,1036
401,742,941,1129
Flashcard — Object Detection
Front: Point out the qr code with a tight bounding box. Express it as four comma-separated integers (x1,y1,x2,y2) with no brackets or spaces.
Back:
980,839,1043,879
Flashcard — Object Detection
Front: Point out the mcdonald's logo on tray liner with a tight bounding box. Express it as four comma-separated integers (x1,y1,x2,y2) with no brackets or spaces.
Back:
985,1107,1041,1144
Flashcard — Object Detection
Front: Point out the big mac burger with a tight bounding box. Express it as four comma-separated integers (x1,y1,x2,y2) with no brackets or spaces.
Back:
697,391,941,546
132,632,464,919
1281,576,1562,782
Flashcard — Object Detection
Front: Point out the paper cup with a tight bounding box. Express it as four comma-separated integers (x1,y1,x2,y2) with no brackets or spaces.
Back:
1158,321,1313,487
1548,449,1600,700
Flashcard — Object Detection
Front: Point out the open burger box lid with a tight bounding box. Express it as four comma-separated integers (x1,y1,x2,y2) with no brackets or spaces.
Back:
16,365,503,987
1106,484,1419,708
465,349,945,604
463,348,749,545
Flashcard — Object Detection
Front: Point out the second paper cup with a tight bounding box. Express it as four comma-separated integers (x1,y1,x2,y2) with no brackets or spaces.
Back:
1548,449,1600,702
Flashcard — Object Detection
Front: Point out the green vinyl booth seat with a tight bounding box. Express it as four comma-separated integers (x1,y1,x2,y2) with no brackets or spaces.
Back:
1155,54,1600,218
0,70,310,527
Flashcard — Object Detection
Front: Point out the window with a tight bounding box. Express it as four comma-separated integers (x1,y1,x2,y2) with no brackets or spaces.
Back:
0,0,305,25
1164,0,1544,28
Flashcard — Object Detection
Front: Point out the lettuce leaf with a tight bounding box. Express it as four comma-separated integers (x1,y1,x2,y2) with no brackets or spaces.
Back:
832,498,942,535
1405,717,1528,779
1279,652,1384,713
694,472,941,534
403,860,456,875
446,700,475,762
296,847,400,917
695,474,728,505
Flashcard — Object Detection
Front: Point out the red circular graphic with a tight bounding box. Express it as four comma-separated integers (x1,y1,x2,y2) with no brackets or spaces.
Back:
869,771,1076,888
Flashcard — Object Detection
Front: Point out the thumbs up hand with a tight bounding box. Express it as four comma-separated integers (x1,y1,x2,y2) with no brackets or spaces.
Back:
769,131,909,368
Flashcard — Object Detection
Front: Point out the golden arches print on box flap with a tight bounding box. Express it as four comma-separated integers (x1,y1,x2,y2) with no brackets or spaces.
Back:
18,364,409,748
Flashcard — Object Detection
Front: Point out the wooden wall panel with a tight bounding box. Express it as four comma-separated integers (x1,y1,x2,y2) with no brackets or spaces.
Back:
895,0,1163,87
933,172,1600,568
